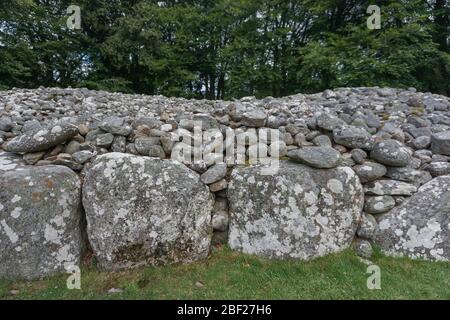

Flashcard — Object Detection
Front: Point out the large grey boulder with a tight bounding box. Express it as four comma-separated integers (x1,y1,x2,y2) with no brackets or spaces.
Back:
227,161,364,260
375,176,450,261
3,122,79,153
0,154,83,280
82,153,214,271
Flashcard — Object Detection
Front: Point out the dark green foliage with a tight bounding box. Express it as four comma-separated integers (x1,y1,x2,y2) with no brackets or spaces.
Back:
1,0,449,97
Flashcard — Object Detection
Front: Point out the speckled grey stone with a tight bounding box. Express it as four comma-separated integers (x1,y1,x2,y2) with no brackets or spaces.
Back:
364,196,396,214
82,153,214,271
353,162,387,183
370,139,412,167
228,161,364,260
431,131,450,156
333,125,373,149
0,157,83,280
375,176,450,261
3,123,78,153
287,146,341,169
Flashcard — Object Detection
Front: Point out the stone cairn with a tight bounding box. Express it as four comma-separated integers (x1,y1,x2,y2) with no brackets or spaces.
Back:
0,86,449,279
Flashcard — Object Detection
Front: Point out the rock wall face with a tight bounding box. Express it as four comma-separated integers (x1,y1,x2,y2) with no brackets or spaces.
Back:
228,162,364,260
0,152,83,280
82,153,214,271
375,176,450,261
1,86,450,279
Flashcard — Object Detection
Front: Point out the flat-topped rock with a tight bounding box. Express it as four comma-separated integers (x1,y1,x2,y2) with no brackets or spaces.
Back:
287,146,341,169
3,122,79,153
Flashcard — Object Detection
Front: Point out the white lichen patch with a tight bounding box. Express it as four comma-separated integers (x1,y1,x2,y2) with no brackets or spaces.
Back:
327,179,343,194
10,207,22,219
0,219,19,244
44,223,62,245
11,195,21,203
51,125,62,134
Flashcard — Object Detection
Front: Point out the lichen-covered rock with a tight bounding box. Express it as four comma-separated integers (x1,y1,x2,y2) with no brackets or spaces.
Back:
227,161,364,260
82,153,214,271
370,139,412,167
423,162,450,177
364,195,396,214
356,213,378,240
3,122,79,153
374,175,450,261
354,239,373,259
364,180,417,196
384,167,432,187
352,162,387,183
333,125,373,149
0,156,83,280
287,146,341,169
0,151,27,173
431,131,450,156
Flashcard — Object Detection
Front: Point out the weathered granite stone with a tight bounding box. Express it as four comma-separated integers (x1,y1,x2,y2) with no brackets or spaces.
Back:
0,117,13,132
333,125,373,149
134,137,161,155
356,213,378,240
353,162,387,183
370,139,412,167
100,116,132,136
423,162,450,177
364,180,417,196
364,196,396,215
375,176,450,261
316,113,346,131
82,153,214,271
3,123,78,153
228,161,364,260
384,167,432,187
201,163,227,185
354,239,373,259
212,211,229,232
72,150,94,164
0,156,83,280
431,131,450,156
287,146,341,169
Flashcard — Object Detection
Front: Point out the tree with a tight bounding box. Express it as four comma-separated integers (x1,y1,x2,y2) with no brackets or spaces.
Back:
0,0,449,97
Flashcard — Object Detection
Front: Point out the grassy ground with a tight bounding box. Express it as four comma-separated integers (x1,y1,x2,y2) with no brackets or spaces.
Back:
0,245,448,300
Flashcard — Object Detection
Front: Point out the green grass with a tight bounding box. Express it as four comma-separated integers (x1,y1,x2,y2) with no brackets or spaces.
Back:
0,246,449,300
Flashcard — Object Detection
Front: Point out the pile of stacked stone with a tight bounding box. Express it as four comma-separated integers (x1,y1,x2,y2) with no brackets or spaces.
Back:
0,86,449,279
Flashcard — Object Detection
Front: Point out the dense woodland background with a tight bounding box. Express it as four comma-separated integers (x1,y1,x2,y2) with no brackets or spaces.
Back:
0,0,449,99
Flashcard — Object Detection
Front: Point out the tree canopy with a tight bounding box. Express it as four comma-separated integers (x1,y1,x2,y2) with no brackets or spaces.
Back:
1,0,449,98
